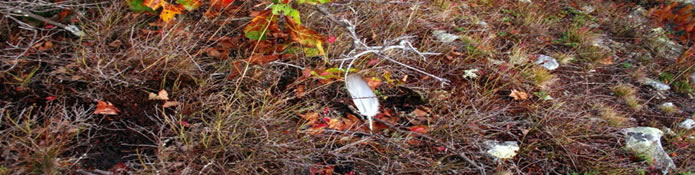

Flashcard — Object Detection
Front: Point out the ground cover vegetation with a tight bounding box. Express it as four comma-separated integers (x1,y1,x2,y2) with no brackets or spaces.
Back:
1,0,695,174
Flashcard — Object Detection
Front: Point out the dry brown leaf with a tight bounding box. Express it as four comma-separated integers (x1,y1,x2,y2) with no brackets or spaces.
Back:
509,89,530,100
296,85,305,98
108,40,123,48
148,89,169,100
162,101,180,108
94,100,120,115
599,56,614,65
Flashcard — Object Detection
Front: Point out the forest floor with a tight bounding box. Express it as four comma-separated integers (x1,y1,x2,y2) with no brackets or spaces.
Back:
1,0,695,174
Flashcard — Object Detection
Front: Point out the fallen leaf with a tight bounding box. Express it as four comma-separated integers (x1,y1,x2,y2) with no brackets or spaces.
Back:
148,89,169,100
108,40,123,48
94,100,120,115
247,54,280,64
45,96,57,101
160,3,184,22
409,125,429,134
509,89,529,100
296,85,305,98
162,101,180,108
366,77,382,89
599,56,613,65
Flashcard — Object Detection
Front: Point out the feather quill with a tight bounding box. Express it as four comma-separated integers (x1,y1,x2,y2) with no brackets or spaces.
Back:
345,74,380,130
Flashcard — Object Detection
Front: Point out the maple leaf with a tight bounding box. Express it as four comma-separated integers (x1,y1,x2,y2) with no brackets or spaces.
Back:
509,89,530,100
244,10,277,40
94,100,120,115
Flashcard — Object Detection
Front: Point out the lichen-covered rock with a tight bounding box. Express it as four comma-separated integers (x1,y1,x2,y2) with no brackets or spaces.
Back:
680,119,695,130
647,28,686,60
639,78,671,91
534,55,559,70
484,140,519,160
433,30,460,43
622,127,676,173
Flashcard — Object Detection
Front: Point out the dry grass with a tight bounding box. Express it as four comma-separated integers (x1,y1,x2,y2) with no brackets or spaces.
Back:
1,0,695,174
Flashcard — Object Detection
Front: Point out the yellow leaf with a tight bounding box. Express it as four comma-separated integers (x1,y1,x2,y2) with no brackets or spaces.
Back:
160,3,184,22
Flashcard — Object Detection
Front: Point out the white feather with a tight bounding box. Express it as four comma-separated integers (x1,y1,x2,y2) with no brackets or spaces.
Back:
345,74,380,130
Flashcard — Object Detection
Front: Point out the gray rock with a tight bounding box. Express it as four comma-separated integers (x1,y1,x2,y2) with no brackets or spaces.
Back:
534,55,559,70
623,127,676,173
483,140,520,160
640,78,671,91
690,72,695,85
433,30,460,43
680,119,695,130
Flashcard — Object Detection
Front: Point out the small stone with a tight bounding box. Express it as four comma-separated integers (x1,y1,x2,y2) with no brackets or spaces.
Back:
623,127,676,173
477,21,489,28
433,30,460,43
484,140,520,160
582,6,595,14
534,55,559,70
680,119,695,130
690,72,695,85
518,0,532,3
640,78,671,91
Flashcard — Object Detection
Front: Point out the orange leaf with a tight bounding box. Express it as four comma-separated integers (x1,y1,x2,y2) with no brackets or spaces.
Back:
210,0,235,10
509,89,529,100
143,0,164,10
94,100,120,115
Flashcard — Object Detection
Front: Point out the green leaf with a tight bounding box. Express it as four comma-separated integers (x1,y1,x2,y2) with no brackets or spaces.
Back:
271,4,301,24
126,0,155,13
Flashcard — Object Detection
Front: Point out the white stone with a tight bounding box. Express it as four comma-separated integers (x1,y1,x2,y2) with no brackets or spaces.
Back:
518,0,532,3
433,30,460,43
680,119,695,130
623,127,676,173
484,140,520,160
640,78,671,91
534,55,559,70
